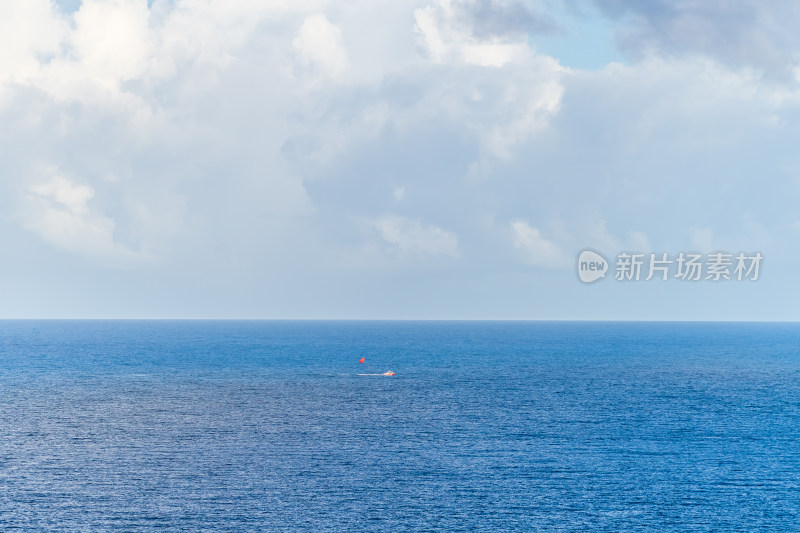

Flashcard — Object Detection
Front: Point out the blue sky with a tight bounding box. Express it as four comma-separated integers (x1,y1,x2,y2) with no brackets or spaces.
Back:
2,0,799,319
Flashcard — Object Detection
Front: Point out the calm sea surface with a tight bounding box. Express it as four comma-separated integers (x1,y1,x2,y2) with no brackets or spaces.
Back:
1,320,799,531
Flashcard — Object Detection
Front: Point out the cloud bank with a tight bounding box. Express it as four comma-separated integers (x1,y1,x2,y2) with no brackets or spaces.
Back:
1,0,799,319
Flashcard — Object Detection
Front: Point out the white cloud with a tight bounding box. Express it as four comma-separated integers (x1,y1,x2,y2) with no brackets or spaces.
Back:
373,215,460,258
72,0,152,85
30,175,94,215
292,13,349,80
584,219,623,254
409,1,566,162
0,1,66,91
510,219,569,268
23,172,142,261
414,0,532,67
0,0,320,263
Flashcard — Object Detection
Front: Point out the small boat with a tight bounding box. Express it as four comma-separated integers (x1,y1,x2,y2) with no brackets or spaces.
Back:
357,370,396,376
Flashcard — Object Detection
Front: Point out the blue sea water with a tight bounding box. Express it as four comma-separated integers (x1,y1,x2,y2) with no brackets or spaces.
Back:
1,320,799,531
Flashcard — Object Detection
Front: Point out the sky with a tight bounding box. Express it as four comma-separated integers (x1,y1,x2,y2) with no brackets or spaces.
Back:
1,0,800,320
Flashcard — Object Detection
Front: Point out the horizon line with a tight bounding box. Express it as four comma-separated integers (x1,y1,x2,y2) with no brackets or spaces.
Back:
0,318,796,323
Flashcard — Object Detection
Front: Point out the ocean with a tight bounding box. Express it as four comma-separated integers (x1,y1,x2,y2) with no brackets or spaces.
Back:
1,320,798,531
